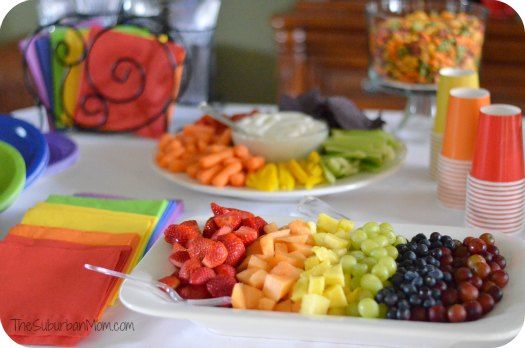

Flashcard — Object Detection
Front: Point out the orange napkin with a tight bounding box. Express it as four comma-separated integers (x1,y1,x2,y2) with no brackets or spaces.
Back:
0,235,130,346
8,224,140,307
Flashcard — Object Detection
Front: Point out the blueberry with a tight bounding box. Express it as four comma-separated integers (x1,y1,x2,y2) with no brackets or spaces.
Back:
404,251,417,261
397,244,408,254
419,287,432,298
412,276,423,287
396,308,411,320
408,242,418,252
375,292,384,303
440,235,452,244
424,276,436,287
423,298,436,308
416,244,429,256
416,259,427,267
391,273,403,285
404,271,418,281
430,248,443,259
413,233,427,242
384,293,398,306
401,260,413,268
444,239,455,249
396,290,406,300
442,271,452,283
428,269,444,280
387,308,397,319
398,299,410,310
430,241,443,249
430,232,441,242
431,288,441,299
421,239,431,247
401,283,417,295
409,294,422,306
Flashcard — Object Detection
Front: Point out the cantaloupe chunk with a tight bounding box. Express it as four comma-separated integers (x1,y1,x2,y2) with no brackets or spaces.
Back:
274,299,292,312
270,261,302,280
288,243,313,256
292,300,302,312
246,239,262,256
267,252,304,269
263,223,278,234
231,283,263,309
247,255,269,270
258,297,277,311
305,234,315,245
289,220,311,235
267,229,291,239
247,268,268,289
260,234,275,257
274,242,288,254
288,250,307,260
263,274,295,302
275,234,309,244
236,268,258,284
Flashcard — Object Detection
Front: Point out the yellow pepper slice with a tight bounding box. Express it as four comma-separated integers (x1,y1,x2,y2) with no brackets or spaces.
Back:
278,163,295,191
287,159,309,184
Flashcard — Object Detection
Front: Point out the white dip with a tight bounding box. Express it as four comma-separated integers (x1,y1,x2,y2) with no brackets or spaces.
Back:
236,112,326,139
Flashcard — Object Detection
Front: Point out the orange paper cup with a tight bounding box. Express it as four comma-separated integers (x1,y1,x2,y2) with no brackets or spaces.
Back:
471,104,524,182
441,88,490,161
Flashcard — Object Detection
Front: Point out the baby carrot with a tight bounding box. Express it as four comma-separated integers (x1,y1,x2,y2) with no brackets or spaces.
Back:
169,160,187,173
211,162,243,187
216,128,232,145
197,164,223,185
233,145,250,159
244,156,265,172
223,157,241,166
208,144,227,153
229,172,246,187
186,163,200,178
159,134,175,149
199,149,234,169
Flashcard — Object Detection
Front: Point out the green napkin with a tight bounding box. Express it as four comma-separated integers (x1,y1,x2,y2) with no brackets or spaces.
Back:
46,195,168,218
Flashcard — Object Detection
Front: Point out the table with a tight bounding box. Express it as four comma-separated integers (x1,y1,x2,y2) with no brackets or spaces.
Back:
0,104,495,347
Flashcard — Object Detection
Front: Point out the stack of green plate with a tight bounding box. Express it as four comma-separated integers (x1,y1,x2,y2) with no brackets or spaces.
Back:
0,141,26,212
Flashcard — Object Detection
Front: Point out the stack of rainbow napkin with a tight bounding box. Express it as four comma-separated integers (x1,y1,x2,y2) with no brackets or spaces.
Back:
0,194,182,345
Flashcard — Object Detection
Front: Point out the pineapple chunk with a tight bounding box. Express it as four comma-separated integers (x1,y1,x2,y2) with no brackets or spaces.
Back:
324,263,345,286
304,256,320,270
291,277,308,301
335,230,350,241
313,233,349,249
308,275,325,295
312,246,339,264
307,221,317,234
337,218,354,232
317,213,339,233
328,307,347,316
307,260,331,277
323,285,348,308
300,294,330,315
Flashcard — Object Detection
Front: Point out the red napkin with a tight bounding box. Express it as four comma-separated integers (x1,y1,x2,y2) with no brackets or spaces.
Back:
74,27,185,138
0,235,131,346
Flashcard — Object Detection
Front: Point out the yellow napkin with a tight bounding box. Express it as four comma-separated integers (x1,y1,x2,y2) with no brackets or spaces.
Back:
21,203,157,270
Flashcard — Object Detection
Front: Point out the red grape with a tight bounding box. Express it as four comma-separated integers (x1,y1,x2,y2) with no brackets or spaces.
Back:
486,285,503,302
468,275,483,289
458,282,479,302
441,264,453,273
428,305,447,322
478,293,495,314
454,267,473,283
491,270,509,288
447,304,467,323
472,262,491,279
440,254,453,265
452,257,467,268
487,245,499,256
441,246,452,256
463,237,474,246
410,306,427,321
467,255,486,268
484,253,494,263
454,245,469,258
441,288,459,306
434,281,448,292
493,254,506,269
464,300,483,321
481,280,496,293
480,233,495,246
467,238,487,254
489,262,501,272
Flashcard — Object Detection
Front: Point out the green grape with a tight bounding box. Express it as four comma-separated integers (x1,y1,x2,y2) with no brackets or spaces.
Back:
395,235,408,246
358,298,380,318
378,256,397,275
340,254,357,273
379,222,394,233
348,276,361,290
349,263,368,277
385,245,399,259
371,264,390,282
360,274,383,293
346,303,360,317
350,229,367,244
349,250,365,261
358,288,374,301
361,240,379,255
382,230,397,244
378,303,388,318
362,256,377,268
373,235,389,248
363,222,380,234
370,247,388,259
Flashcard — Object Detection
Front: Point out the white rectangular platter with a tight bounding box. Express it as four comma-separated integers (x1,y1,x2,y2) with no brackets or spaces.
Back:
120,217,525,348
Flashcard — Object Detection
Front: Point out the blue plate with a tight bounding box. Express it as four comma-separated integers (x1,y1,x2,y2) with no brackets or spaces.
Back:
0,115,49,188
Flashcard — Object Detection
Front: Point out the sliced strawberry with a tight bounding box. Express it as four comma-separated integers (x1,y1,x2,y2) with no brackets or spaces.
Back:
189,267,216,285
202,217,219,238
187,237,214,260
218,233,246,266
180,220,200,234
171,268,180,278
177,284,210,299
211,226,232,241
233,226,258,246
210,202,255,219
164,223,200,247
213,213,242,230
241,216,267,235
169,250,190,267
202,241,228,268
214,264,236,278
171,242,186,253
179,258,202,281
206,275,236,298
158,275,181,289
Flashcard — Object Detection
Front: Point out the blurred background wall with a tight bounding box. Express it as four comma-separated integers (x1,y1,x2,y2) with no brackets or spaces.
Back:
0,0,295,105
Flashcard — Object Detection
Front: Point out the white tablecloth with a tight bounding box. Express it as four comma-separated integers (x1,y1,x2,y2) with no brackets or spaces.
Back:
0,105,509,347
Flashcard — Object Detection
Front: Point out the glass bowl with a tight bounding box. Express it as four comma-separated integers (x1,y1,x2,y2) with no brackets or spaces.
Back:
366,0,488,89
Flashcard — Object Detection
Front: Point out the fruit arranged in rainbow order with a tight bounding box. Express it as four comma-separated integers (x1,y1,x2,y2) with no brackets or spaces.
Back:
158,203,509,323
